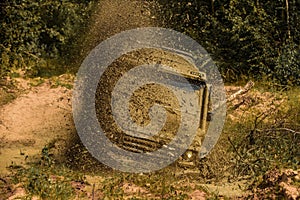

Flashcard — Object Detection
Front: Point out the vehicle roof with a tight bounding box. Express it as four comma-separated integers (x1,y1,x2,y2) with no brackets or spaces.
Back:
120,48,207,81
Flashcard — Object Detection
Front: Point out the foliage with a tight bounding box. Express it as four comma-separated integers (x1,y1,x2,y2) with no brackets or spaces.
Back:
11,145,85,199
228,88,300,178
157,0,300,85
1,0,299,84
12,166,76,199
0,0,96,77
274,42,300,85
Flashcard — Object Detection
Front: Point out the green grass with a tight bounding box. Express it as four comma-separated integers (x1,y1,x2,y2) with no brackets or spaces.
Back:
9,145,85,199
226,86,299,177
12,166,78,199
0,79,17,107
0,89,15,107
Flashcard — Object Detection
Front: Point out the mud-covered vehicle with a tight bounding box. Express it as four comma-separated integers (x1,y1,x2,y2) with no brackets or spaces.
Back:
95,48,211,170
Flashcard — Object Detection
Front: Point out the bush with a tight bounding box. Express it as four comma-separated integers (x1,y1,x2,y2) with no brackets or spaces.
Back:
274,43,300,85
0,0,96,77
157,0,300,85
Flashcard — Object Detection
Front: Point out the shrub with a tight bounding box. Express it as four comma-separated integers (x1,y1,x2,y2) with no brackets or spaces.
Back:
0,0,96,77
157,0,300,85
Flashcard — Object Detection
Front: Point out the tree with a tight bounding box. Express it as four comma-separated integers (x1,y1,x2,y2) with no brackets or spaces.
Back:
0,0,95,77
157,0,300,85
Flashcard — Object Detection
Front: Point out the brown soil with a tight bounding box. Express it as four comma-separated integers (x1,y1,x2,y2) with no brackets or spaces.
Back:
226,85,287,122
0,76,75,174
249,168,300,199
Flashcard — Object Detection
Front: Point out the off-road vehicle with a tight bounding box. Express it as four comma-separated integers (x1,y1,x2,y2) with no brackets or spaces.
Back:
95,48,211,170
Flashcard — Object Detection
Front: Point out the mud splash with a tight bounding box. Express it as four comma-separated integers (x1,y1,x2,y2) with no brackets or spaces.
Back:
77,0,159,65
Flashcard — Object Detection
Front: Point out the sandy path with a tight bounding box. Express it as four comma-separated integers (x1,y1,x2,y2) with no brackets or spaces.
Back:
0,79,74,173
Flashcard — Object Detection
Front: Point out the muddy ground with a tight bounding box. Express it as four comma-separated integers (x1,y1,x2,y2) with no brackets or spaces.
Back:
0,76,74,175
0,76,237,200
0,74,299,199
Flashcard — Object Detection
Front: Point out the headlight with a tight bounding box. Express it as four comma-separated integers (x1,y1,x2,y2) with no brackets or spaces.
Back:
186,151,193,159
184,150,194,161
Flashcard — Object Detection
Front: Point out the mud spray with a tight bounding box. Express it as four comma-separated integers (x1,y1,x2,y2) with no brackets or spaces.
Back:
77,0,160,64
68,0,163,171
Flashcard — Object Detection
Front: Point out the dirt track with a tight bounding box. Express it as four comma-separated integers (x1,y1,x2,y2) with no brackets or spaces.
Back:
0,76,298,199
0,77,74,174
0,76,245,199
